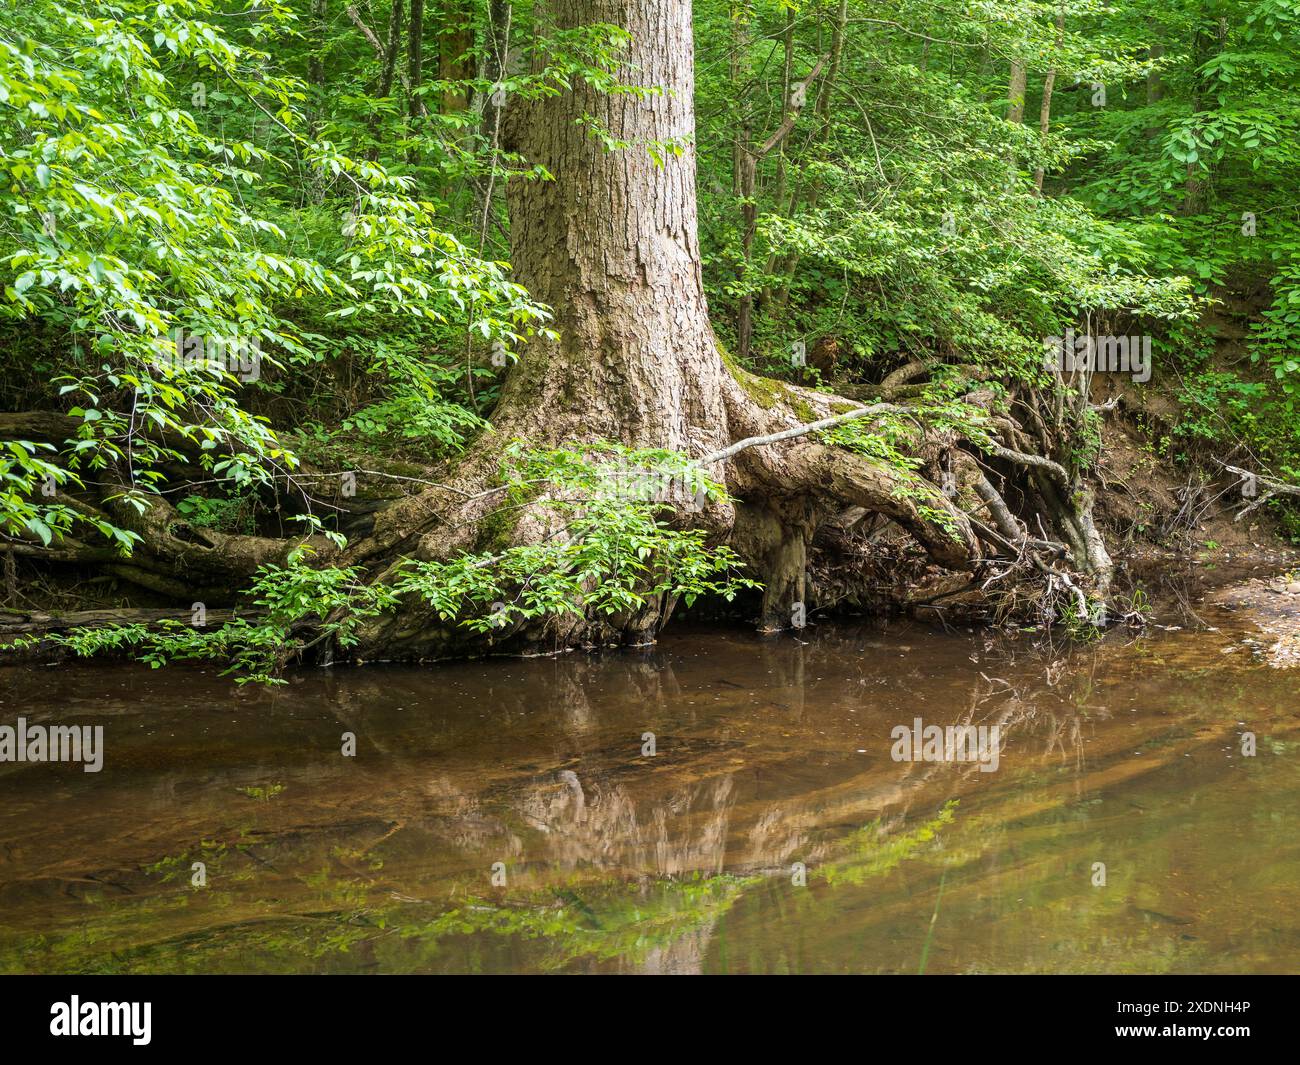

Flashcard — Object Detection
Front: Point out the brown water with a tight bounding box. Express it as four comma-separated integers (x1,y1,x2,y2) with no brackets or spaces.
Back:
1,608,1297,974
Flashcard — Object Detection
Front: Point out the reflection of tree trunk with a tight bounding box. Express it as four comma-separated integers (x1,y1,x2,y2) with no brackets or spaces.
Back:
555,671,597,732
639,916,721,974
654,775,735,877
765,637,807,721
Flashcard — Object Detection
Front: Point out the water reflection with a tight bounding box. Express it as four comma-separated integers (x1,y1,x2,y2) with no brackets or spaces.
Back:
0,609,1296,973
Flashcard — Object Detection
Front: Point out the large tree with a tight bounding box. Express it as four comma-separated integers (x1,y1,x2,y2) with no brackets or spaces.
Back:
341,0,984,657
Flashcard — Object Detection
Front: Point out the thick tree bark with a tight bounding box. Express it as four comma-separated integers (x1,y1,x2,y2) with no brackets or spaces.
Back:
498,0,730,454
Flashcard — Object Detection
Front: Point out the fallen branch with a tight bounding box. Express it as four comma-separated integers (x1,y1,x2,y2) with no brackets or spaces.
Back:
1222,463,1300,521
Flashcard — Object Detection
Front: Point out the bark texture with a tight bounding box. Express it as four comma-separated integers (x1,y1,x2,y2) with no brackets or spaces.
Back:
498,0,730,456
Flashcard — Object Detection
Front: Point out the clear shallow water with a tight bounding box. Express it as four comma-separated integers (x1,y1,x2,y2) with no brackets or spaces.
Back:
0,609,1297,974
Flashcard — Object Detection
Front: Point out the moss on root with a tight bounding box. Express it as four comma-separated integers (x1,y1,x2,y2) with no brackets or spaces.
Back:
718,344,818,421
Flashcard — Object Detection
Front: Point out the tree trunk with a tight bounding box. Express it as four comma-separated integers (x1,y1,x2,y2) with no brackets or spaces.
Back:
499,0,729,453
436,0,473,114
1006,60,1027,124
408,0,425,120
351,0,405,159
1183,15,1227,215
477,0,512,136
1033,7,1066,194
471,0,512,260
1006,58,1027,170
309,0,329,87
1147,42,1165,105
770,0,850,303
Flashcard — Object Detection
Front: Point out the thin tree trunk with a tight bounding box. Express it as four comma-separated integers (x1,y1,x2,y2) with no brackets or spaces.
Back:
437,0,473,114
1144,33,1165,141
473,0,512,253
349,0,405,159
1148,42,1165,105
1007,60,1027,124
1033,7,1066,194
478,0,511,131
769,0,849,307
1005,58,1027,171
309,0,329,87
1183,14,1227,215
755,13,797,326
731,2,756,361
408,0,425,121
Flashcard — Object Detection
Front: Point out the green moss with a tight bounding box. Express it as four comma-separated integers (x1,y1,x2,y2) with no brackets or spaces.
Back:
477,502,516,553
718,343,807,414
791,397,818,423
737,369,787,410
475,470,549,552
